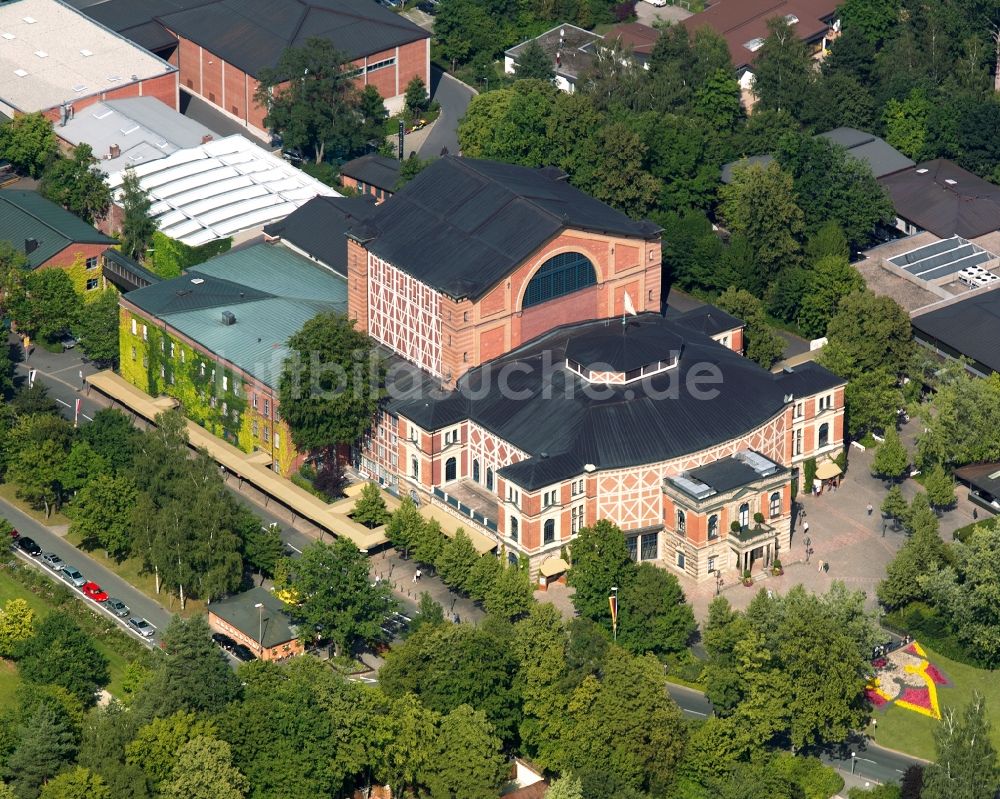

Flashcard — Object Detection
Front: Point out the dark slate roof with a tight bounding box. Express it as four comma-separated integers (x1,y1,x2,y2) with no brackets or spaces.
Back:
565,322,684,372
263,195,378,275
954,462,1000,498
878,160,1000,239
354,156,661,300
66,0,210,52
0,190,115,268
126,272,274,316
671,305,745,337
685,455,783,495
772,360,846,397
339,154,401,193
156,0,429,76
391,313,842,489
911,291,1000,375
817,128,915,179
208,587,297,647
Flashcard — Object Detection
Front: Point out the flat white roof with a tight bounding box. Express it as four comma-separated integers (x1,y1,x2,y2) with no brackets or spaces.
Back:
0,0,175,114
107,135,340,246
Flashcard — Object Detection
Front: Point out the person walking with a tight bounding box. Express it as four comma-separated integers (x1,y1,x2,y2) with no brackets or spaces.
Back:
803,521,809,536
866,502,873,516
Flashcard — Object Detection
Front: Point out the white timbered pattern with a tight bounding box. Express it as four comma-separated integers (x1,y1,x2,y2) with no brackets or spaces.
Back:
359,410,399,485
468,422,527,494
368,254,442,377
595,411,788,528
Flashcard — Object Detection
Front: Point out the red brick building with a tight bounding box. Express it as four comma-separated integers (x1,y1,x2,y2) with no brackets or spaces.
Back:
154,0,430,137
0,0,177,121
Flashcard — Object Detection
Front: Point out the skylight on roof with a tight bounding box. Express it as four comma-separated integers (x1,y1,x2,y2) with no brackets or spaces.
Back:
191,278,205,285
80,49,93,57
93,109,113,119
916,168,929,173
108,74,121,83
744,37,765,52
22,16,36,24
13,68,27,77
1,33,14,40
34,50,47,58
945,178,957,185
120,124,140,135
72,84,87,93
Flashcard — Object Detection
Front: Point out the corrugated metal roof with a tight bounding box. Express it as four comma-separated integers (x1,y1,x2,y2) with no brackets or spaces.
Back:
263,195,378,275
155,0,428,76
125,243,347,386
358,157,660,300
912,288,1000,375
0,189,115,267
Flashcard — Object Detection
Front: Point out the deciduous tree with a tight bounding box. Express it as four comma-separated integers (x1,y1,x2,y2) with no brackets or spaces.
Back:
716,287,785,368
0,599,34,659
0,113,57,178
751,17,814,118
425,705,506,799
75,289,119,367
616,563,696,657
924,463,956,510
385,496,423,556
38,767,110,799
567,520,634,628
125,711,217,791
279,312,384,453
922,693,999,799
871,428,909,482
163,736,248,799
11,269,80,344
40,144,111,225
118,168,156,263
16,615,109,707
514,39,555,82
351,482,389,528
279,539,394,654
404,75,430,118
484,562,535,622
435,530,478,591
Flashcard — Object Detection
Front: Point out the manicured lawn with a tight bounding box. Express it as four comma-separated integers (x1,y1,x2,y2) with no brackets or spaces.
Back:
0,483,72,528
871,644,1000,761
0,572,130,698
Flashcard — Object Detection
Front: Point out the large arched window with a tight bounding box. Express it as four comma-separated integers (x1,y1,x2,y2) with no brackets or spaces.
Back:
739,502,750,529
676,509,686,536
472,459,480,483
770,492,781,518
445,457,457,482
708,515,719,540
523,252,597,309
818,422,830,449
543,519,555,545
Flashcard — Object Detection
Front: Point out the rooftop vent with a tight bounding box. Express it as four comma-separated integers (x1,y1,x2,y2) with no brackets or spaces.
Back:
221,311,236,326
945,178,957,185
108,143,120,159
13,68,27,77
22,16,36,24
72,84,87,93
744,37,765,52
190,277,205,285
672,475,716,500
916,168,929,174
108,74,121,83
784,13,799,23
1,33,15,40
734,450,779,477
34,50,46,58
24,238,38,255
80,49,93,57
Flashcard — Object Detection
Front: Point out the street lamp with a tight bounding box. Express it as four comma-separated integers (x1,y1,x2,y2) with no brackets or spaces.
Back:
850,752,856,775
254,602,264,657
610,586,619,642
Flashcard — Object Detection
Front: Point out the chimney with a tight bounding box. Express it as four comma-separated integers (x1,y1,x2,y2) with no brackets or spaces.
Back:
201,134,213,144
221,310,236,326
24,238,38,255
109,143,121,159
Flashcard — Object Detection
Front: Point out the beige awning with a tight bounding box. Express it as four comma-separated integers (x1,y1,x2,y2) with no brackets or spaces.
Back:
85,371,178,421
420,503,497,554
86,370,387,551
816,461,843,480
539,556,569,578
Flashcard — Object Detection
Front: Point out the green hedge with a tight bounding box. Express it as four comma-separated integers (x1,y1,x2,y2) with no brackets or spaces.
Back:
148,231,232,279
952,518,996,543
884,602,989,668
771,753,844,799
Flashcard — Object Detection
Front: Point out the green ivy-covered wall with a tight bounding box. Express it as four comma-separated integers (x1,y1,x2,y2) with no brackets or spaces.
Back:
62,253,116,302
119,307,300,476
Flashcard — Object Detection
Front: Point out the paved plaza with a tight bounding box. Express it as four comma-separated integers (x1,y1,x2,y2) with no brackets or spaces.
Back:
684,421,980,621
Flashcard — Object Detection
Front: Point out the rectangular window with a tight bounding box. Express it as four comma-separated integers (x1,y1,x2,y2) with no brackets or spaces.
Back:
180,349,185,363
675,549,685,569
85,278,99,290
252,393,258,409
273,432,280,450
263,399,270,418
131,345,136,361
221,401,228,416
170,342,175,357
252,420,259,437
85,256,98,270
794,428,803,456
142,325,148,341
159,365,165,379
794,402,803,419
131,319,137,335
641,532,658,561
626,535,638,562
160,339,165,352
708,555,717,573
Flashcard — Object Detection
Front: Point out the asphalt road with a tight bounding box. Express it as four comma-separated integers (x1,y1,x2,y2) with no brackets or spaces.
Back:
418,68,475,159
666,681,713,719
1,499,171,645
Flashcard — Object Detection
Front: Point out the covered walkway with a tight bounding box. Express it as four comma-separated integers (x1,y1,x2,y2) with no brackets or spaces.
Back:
85,371,388,551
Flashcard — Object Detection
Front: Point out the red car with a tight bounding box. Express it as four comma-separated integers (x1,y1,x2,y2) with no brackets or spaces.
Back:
81,582,108,602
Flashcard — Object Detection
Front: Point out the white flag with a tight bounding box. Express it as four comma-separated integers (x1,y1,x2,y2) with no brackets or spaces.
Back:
623,291,637,317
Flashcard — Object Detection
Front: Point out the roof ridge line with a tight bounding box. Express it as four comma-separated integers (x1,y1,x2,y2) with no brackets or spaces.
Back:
308,2,427,35
451,157,568,229
288,0,312,49
0,194,70,246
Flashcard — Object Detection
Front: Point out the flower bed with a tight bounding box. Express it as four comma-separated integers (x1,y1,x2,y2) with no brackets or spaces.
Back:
867,640,948,720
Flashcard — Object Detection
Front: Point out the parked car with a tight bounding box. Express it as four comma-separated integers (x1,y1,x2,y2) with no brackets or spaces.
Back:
57,333,77,351
104,598,130,617
212,632,237,652
231,643,256,662
81,582,109,602
416,1,437,13
129,617,156,638
16,537,41,556
60,566,86,588
40,552,64,571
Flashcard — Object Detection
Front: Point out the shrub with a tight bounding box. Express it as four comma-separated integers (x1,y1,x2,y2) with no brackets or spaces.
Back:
148,231,231,279
771,753,845,799
803,457,817,488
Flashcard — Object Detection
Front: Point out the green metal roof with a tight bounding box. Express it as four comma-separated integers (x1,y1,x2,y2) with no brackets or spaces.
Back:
125,243,347,388
0,190,116,268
